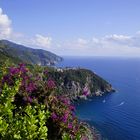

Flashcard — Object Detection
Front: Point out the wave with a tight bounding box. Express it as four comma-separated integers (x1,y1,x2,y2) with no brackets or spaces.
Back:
116,101,125,107
102,99,106,103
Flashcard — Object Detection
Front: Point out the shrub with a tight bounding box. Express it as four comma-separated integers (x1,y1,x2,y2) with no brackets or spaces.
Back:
0,63,87,139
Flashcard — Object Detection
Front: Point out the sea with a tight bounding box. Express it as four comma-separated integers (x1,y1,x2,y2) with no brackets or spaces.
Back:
57,56,140,140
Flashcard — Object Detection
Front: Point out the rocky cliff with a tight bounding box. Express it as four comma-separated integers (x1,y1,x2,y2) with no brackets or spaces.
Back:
47,67,115,100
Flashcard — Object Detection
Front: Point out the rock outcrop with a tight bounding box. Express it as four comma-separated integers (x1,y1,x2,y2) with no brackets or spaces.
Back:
48,67,115,100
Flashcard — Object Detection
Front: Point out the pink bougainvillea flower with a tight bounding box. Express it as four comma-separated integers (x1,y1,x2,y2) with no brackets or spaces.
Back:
83,87,89,96
47,79,56,89
44,69,48,75
51,112,58,121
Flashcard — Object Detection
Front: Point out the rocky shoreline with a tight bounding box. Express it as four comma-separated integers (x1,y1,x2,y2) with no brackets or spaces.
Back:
80,121,102,140
77,89,115,100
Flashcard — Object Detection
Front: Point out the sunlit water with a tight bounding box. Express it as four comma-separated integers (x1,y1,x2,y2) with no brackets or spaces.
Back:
57,56,140,140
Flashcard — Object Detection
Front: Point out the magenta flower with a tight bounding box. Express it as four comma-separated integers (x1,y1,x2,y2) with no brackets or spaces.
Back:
2,75,9,83
58,96,70,105
18,63,28,73
68,123,73,129
61,111,69,123
61,116,67,123
47,79,55,89
83,87,89,96
51,112,58,120
18,63,25,68
69,105,75,111
44,69,48,75
9,67,20,75
26,82,36,93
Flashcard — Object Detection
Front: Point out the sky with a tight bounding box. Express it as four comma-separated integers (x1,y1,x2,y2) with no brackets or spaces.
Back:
0,0,140,56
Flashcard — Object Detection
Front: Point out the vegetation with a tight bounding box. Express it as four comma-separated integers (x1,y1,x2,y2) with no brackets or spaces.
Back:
47,67,113,99
0,40,62,66
0,63,90,140
0,40,114,140
0,39,113,99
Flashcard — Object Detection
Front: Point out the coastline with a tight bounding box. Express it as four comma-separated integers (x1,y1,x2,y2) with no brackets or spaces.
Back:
81,121,102,140
74,90,115,140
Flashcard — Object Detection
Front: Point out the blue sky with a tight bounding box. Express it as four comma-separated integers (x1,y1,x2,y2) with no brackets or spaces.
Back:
0,0,140,56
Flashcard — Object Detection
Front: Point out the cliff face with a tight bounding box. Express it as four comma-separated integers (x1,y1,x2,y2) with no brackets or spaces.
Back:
48,67,115,99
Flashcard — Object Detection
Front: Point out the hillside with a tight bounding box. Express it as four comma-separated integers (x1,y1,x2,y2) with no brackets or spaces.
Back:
36,66,115,100
0,39,114,99
0,40,62,66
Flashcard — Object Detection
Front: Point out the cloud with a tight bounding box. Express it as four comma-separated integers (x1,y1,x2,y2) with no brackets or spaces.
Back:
77,38,88,45
55,33,140,56
31,34,52,49
0,7,140,57
104,34,131,41
0,8,12,38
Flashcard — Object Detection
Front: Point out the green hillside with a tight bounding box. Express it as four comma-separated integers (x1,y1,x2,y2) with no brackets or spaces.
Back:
0,40,62,65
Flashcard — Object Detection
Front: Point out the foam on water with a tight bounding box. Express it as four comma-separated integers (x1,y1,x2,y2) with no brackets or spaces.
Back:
116,101,125,107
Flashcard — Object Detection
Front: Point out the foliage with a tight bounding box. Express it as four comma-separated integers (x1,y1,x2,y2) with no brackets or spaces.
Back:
0,40,62,66
0,63,88,140
48,68,112,97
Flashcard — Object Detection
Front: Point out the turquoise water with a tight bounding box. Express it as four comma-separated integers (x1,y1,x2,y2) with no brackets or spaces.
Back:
58,56,140,140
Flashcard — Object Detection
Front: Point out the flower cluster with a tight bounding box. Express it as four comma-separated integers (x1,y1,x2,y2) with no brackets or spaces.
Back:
51,112,58,120
47,95,81,138
2,64,36,93
1,64,38,106
47,79,56,89
83,86,90,96
0,64,89,140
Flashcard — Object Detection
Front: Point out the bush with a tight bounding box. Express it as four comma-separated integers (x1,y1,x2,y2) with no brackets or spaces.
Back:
0,63,88,140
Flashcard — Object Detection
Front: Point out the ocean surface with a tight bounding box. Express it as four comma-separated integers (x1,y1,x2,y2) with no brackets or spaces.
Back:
57,56,140,140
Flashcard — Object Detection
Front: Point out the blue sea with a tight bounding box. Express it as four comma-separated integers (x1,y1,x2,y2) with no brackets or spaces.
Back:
57,56,140,140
